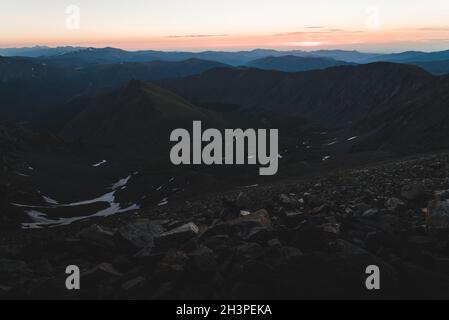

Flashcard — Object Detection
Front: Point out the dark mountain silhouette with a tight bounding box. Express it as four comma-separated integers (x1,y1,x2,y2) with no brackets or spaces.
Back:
246,55,353,72
365,49,449,63
27,47,379,66
42,47,315,67
351,75,449,152
160,62,434,128
159,62,449,153
0,45,83,57
0,57,228,122
82,58,229,85
61,81,223,147
411,59,449,75
0,56,78,82
305,49,379,63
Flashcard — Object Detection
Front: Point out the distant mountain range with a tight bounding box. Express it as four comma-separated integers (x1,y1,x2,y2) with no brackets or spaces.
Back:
3,46,449,74
0,46,379,65
3,45,449,153
0,46,83,57
246,55,353,72
410,60,449,75
364,49,449,63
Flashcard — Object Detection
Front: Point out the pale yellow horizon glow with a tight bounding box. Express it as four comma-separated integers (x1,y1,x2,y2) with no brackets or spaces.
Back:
1,0,449,52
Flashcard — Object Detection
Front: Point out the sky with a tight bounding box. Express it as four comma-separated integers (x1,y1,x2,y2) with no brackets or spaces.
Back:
1,0,449,52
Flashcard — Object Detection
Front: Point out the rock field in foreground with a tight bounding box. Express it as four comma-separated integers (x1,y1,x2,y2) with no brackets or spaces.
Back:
3,152,449,299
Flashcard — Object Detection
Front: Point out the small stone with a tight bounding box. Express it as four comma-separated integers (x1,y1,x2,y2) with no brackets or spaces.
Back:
310,204,329,215
121,276,146,292
240,210,251,217
279,194,297,206
385,198,406,212
267,238,282,247
304,194,325,208
320,223,341,236
228,209,271,229
362,209,379,218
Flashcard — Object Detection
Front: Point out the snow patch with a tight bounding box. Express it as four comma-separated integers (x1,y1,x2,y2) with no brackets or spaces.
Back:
92,160,107,167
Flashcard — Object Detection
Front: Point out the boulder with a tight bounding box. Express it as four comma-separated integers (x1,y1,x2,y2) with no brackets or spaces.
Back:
155,223,199,248
401,183,426,201
78,224,116,250
362,208,379,218
279,194,297,207
228,209,271,229
385,198,406,212
115,219,165,249
427,200,449,232
320,223,341,237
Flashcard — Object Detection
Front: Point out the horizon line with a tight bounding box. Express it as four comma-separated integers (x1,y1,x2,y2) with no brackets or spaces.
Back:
1,44,449,55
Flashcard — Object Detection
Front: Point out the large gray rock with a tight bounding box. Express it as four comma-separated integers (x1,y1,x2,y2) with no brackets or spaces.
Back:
115,219,165,249
401,183,426,201
427,200,449,232
155,223,199,248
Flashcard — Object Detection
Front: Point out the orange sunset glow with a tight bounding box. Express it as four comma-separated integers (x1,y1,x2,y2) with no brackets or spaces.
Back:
1,0,449,52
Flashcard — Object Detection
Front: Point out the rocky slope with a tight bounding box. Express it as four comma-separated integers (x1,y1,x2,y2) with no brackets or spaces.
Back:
160,63,435,128
3,151,449,299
